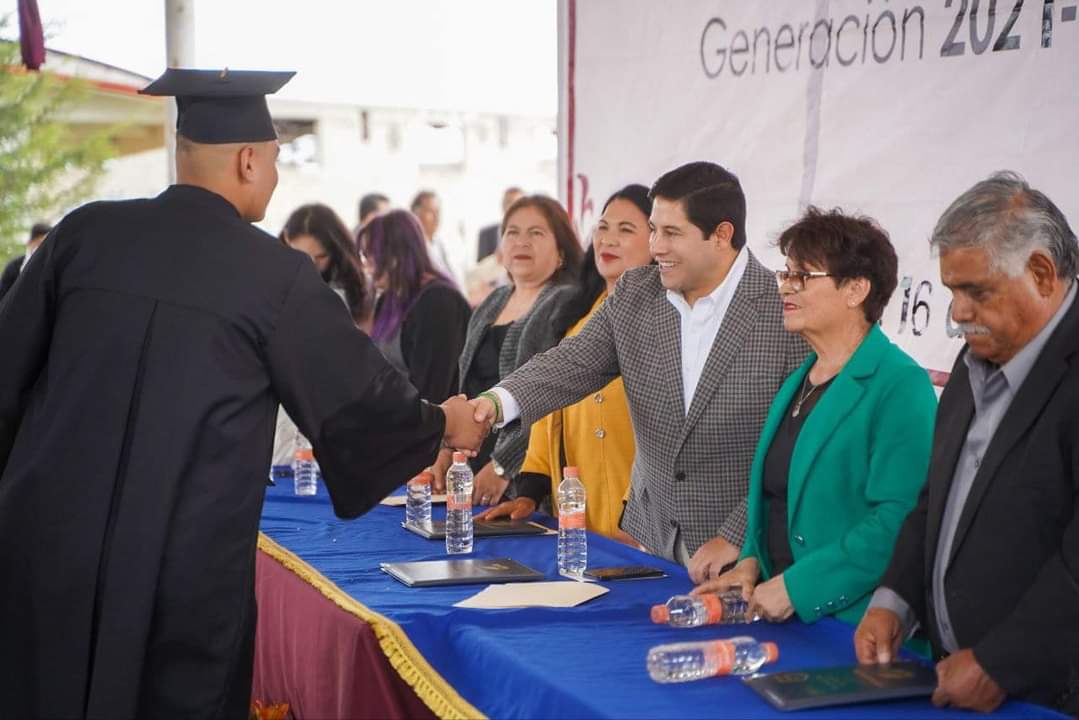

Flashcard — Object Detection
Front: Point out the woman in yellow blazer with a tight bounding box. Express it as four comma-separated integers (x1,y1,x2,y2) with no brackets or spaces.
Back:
693,207,937,625
478,185,654,540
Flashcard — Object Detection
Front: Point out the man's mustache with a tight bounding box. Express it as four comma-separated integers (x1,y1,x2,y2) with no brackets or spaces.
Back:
955,323,991,336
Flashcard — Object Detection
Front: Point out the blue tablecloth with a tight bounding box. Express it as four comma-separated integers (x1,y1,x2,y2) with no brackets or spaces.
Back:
259,481,1063,719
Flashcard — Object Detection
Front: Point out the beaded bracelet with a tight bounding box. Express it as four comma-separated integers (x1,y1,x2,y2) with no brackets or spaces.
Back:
477,390,503,425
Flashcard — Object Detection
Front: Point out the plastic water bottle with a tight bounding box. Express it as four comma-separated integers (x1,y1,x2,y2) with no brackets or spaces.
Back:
293,434,318,496
650,591,756,627
557,466,587,578
405,471,433,526
647,637,779,683
445,452,474,554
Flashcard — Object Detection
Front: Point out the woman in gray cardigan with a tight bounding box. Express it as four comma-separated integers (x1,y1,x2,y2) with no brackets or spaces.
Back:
433,195,582,504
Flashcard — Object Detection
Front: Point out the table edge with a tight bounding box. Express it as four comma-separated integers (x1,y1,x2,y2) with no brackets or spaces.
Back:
257,532,486,720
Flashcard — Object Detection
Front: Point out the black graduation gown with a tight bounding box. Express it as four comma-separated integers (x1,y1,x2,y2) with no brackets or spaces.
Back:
0,185,444,719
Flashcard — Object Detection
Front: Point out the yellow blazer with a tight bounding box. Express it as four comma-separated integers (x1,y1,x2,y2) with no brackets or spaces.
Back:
518,293,635,538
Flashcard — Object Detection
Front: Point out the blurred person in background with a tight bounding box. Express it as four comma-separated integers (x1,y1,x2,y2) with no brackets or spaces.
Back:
478,185,653,542
273,203,373,470
411,189,459,287
477,186,524,262
466,187,522,306
0,223,52,302
355,191,390,234
434,195,583,502
359,209,470,403
281,203,370,327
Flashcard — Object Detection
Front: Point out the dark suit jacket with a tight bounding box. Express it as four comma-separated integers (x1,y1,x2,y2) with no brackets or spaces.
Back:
0,256,25,302
881,293,1079,710
477,223,500,262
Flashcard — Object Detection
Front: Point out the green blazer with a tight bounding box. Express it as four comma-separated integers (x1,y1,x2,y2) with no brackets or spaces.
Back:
739,325,937,625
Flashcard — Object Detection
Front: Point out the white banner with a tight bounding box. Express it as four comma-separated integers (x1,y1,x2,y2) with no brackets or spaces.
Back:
558,0,1079,376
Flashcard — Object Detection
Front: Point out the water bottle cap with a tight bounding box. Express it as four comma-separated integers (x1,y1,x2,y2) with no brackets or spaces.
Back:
762,641,779,663
410,471,433,485
649,604,670,624
562,466,579,478
452,451,467,464
294,448,314,461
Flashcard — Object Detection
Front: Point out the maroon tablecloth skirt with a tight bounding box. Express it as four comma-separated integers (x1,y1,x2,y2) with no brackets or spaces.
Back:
252,544,439,720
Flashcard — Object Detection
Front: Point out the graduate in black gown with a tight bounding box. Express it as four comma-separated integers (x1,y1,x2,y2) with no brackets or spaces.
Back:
0,69,486,719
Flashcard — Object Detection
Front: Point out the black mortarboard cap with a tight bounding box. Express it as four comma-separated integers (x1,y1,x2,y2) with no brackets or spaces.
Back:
140,68,295,144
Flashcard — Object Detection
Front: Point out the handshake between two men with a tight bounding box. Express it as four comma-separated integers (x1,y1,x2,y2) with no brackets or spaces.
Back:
437,394,500,458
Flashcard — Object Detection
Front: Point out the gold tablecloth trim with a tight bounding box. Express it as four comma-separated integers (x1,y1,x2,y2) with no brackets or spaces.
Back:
257,532,485,720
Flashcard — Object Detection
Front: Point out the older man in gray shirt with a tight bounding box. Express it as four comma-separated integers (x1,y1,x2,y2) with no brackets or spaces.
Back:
856,172,1079,715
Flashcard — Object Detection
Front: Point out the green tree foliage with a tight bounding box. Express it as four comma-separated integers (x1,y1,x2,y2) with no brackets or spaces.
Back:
0,29,114,264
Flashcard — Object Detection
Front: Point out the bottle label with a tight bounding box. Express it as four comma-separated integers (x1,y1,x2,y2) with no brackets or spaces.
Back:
294,448,314,461
559,509,585,530
701,593,725,624
709,640,736,676
447,496,471,511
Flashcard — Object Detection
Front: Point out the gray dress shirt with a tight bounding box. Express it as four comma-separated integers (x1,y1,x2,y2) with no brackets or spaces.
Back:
871,283,1077,650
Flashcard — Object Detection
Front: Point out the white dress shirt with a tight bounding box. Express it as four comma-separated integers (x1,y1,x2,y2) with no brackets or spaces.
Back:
429,236,461,289
665,248,748,414
493,249,749,425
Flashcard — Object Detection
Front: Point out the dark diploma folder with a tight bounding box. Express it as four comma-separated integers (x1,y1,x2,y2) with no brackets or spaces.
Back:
380,557,545,587
744,662,938,711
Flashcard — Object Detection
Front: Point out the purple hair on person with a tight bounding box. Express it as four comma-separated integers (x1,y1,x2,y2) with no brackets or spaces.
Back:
360,209,451,342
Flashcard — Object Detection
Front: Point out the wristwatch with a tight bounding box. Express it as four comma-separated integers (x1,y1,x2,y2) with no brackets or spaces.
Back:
492,458,506,477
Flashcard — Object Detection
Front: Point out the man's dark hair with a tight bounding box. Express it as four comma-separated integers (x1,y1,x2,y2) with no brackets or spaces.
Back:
649,162,747,250
410,190,438,213
778,206,899,324
29,223,53,240
358,193,389,221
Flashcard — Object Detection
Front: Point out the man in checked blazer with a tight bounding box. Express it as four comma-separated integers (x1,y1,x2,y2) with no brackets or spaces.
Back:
473,162,808,574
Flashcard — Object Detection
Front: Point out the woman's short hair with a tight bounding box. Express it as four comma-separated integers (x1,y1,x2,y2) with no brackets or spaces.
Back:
500,195,583,286
281,203,369,323
778,207,898,324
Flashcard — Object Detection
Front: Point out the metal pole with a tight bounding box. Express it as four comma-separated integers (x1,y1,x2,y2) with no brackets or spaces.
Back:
164,0,195,184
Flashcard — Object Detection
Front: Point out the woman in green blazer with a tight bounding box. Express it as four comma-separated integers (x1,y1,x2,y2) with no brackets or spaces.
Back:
693,208,937,626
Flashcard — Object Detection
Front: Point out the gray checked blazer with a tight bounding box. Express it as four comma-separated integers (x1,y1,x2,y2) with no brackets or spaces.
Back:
459,282,576,476
500,251,808,560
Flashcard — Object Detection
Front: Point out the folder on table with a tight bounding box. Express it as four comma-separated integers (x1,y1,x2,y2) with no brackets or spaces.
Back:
380,558,545,587
743,662,938,711
401,519,551,540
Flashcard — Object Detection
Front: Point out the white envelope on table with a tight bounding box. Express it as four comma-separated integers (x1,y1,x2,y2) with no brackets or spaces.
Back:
454,581,609,609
